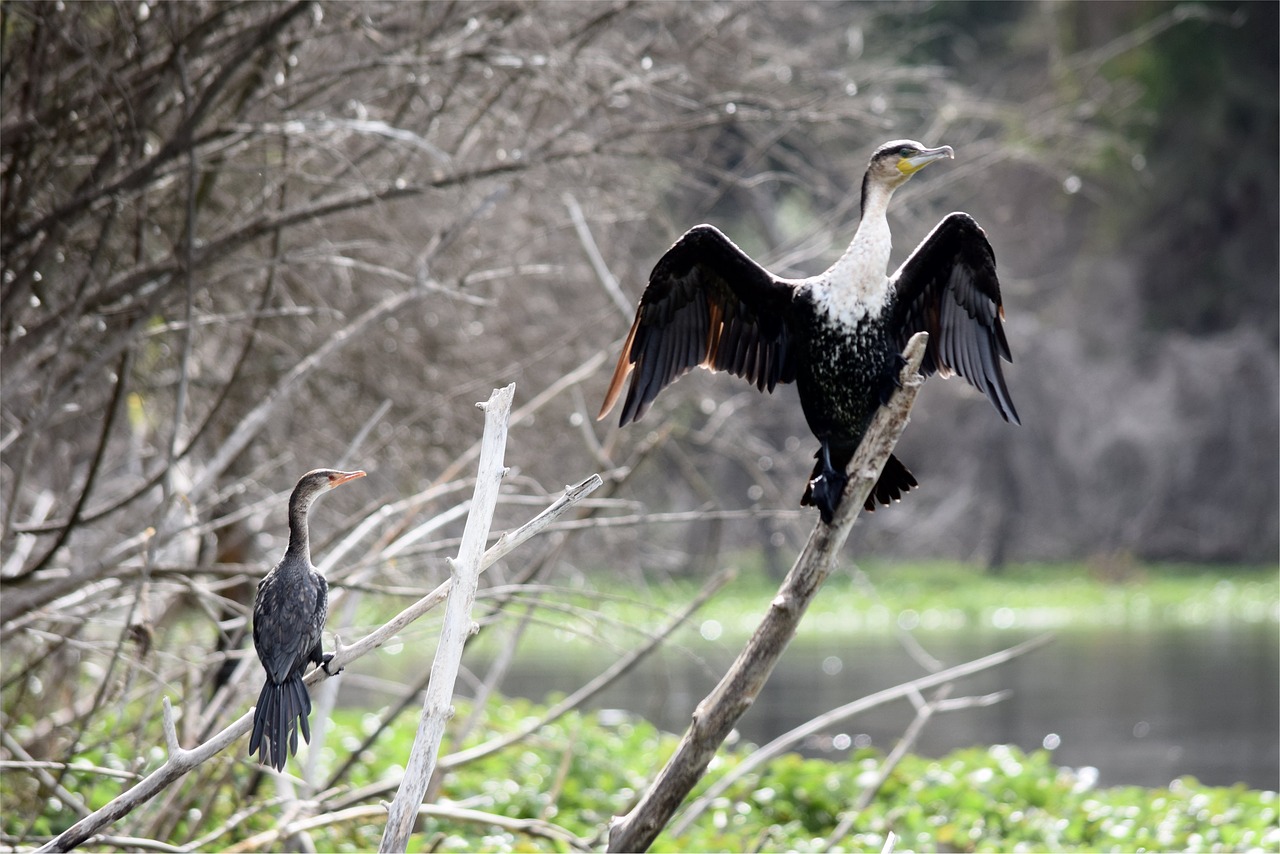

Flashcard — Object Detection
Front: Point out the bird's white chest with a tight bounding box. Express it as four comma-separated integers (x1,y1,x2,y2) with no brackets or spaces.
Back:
803,225,893,330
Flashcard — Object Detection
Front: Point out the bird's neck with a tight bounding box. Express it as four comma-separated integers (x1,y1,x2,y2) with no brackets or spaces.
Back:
284,494,314,568
815,182,896,325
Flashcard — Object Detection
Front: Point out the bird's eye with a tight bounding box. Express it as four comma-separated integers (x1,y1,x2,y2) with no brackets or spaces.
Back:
898,145,916,157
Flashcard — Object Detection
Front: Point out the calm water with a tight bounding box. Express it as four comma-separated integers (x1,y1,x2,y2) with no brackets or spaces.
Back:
469,624,1279,790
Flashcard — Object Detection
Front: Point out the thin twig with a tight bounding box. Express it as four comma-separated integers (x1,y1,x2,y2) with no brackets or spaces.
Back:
225,803,590,853
670,638,1048,837
563,191,633,319
325,566,735,813
824,686,1012,849
442,565,735,771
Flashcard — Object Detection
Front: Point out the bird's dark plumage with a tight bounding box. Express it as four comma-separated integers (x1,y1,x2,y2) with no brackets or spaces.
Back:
249,468,364,772
599,140,1019,523
599,225,796,425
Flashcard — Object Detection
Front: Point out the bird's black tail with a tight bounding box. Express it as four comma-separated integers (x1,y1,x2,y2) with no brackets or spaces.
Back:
248,675,312,772
801,450,918,517
864,453,917,511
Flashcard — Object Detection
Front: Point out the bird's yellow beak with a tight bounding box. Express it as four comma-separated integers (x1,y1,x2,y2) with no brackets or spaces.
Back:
898,145,954,176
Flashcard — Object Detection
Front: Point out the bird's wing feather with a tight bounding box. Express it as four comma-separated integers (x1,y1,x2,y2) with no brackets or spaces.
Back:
253,568,321,685
598,224,798,425
891,212,1020,424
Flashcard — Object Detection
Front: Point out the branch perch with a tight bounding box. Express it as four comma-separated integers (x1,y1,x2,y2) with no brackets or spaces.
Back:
380,383,515,853
606,332,929,853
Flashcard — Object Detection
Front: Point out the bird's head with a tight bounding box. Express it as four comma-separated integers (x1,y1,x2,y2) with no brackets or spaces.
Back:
860,138,952,215
292,468,367,507
868,139,954,188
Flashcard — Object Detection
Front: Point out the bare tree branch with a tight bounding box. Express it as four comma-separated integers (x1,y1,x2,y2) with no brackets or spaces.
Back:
563,192,632,320
823,686,1014,848
606,332,929,853
381,384,514,853
227,803,590,853
671,639,1049,838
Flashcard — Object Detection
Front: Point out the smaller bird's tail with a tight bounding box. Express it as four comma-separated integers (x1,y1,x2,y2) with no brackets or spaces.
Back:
248,675,313,772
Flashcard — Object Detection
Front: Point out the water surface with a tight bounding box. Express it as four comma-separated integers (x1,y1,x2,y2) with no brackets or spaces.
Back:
471,623,1279,789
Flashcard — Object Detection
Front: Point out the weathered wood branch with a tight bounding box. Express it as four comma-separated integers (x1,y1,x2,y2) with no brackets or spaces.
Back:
605,332,930,853
321,567,735,813
227,803,590,853
380,383,514,853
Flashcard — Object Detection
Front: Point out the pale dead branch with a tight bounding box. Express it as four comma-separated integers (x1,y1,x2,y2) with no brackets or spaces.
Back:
380,384,515,853
670,637,1050,838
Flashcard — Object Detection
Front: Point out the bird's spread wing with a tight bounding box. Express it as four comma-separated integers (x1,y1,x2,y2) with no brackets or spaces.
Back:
599,224,798,425
891,212,1020,424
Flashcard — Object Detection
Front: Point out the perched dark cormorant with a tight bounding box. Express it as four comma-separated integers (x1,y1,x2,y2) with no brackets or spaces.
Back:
598,140,1019,523
249,468,365,771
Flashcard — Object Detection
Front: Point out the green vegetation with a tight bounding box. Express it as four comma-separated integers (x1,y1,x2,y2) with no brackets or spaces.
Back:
185,699,1280,851
17,697,1270,852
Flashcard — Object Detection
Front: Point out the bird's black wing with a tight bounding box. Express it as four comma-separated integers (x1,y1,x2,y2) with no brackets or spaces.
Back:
890,212,1020,424
252,566,321,685
599,224,799,425
307,571,329,666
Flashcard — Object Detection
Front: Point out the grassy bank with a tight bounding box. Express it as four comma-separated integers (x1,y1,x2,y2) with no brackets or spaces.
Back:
5,563,1275,850
464,560,1279,657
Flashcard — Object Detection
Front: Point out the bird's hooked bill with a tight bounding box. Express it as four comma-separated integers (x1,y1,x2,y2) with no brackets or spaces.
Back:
901,145,954,174
328,470,366,488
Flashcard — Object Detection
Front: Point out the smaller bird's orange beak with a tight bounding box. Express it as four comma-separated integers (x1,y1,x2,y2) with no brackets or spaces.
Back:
329,470,367,488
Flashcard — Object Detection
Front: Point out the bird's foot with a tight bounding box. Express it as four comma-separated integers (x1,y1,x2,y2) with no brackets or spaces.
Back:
877,354,909,406
320,653,343,677
807,467,847,525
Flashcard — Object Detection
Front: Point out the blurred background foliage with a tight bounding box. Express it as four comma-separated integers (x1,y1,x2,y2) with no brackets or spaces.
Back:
2,0,1275,582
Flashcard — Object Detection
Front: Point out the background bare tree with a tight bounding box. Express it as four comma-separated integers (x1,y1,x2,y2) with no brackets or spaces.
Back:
2,0,1276,849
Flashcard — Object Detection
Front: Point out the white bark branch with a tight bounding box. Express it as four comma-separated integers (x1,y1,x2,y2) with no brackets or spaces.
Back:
227,803,589,853
380,383,515,853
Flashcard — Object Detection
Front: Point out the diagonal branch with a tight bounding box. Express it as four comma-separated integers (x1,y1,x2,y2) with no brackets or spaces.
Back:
605,332,930,853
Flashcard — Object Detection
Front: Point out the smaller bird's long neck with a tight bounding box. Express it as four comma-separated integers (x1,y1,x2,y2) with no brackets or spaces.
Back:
285,492,314,567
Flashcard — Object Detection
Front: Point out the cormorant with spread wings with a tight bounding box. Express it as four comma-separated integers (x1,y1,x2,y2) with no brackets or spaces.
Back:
598,140,1020,523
